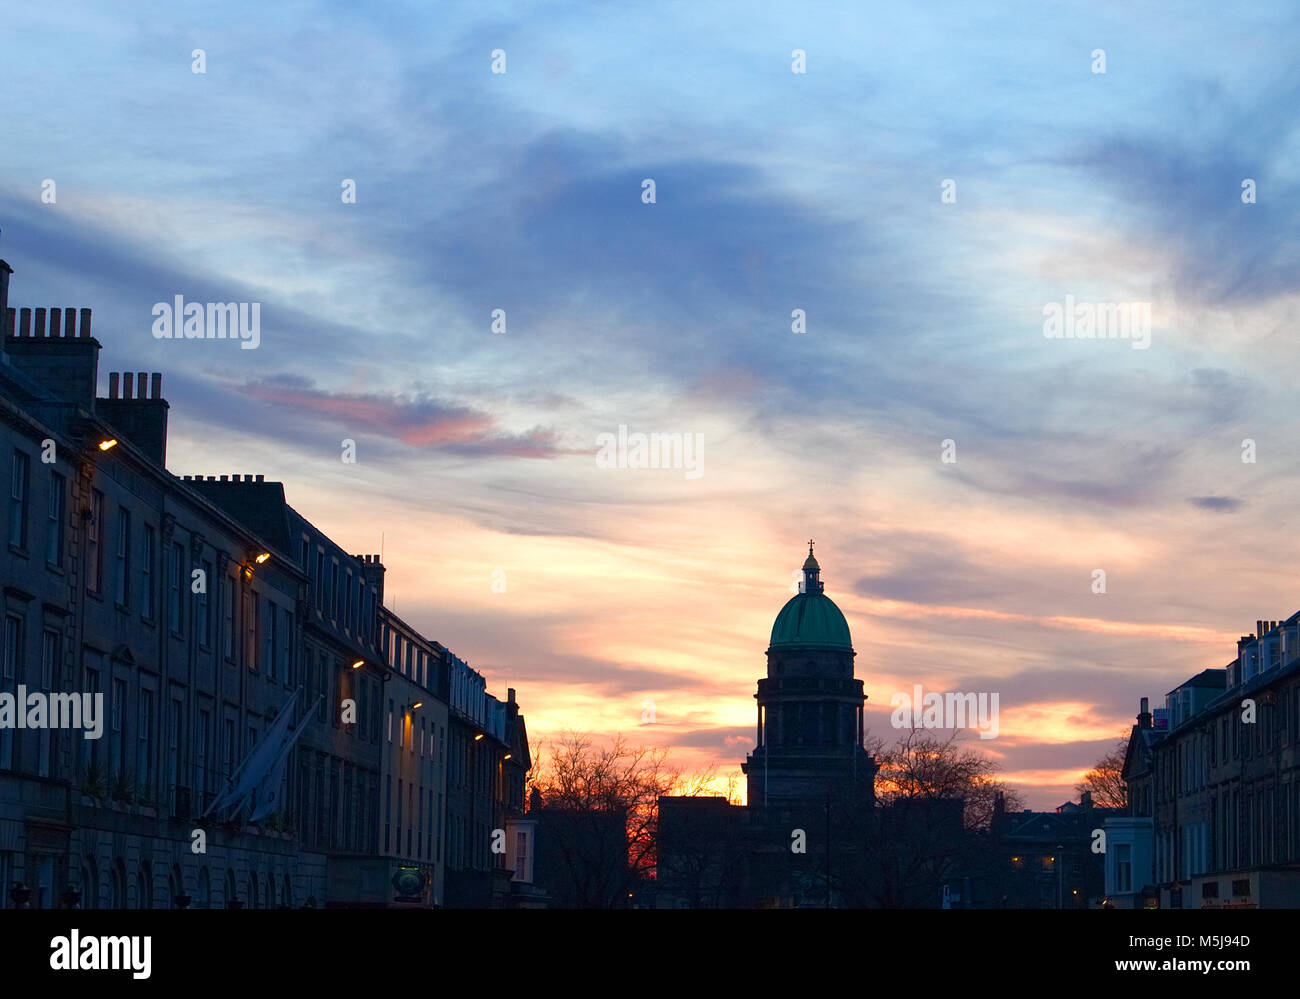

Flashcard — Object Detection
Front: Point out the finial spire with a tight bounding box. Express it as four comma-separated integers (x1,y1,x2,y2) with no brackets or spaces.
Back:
800,540,822,591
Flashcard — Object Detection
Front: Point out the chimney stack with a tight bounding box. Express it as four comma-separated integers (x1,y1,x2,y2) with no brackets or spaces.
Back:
97,372,169,466
0,260,12,341
1138,697,1151,729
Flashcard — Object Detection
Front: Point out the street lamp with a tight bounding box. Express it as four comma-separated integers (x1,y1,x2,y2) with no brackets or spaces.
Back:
1056,845,1063,909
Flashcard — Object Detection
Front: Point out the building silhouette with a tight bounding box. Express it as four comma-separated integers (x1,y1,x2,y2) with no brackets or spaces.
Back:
1106,615,1300,909
0,258,533,909
658,544,879,907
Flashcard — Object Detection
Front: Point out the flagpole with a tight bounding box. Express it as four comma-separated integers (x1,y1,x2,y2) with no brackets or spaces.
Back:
202,687,303,820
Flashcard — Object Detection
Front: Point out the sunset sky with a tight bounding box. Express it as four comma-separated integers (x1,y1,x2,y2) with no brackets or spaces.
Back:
3,1,1298,809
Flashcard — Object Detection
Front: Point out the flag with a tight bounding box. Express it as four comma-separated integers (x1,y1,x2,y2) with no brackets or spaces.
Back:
204,689,300,819
249,703,317,823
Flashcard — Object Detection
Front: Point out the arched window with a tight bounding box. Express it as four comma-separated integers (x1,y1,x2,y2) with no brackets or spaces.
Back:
137,862,152,909
170,864,184,907
81,857,98,909
111,860,126,909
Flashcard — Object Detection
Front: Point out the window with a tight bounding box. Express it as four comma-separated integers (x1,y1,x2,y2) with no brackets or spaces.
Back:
222,575,235,659
114,508,130,607
136,689,153,794
244,590,256,670
8,449,28,549
46,472,64,566
141,526,155,620
223,718,236,782
1115,843,1131,892
0,615,21,769
110,679,126,782
197,559,212,647
84,662,101,773
168,542,184,633
315,550,325,609
196,709,210,809
263,598,276,680
278,607,292,685
316,654,327,722
87,490,104,593
385,774,392,852
300,535,309,570
167,700,182,814
38,629,58,777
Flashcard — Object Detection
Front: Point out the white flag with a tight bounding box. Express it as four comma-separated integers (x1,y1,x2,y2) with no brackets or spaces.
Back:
205,689,300,819
249,705,316,823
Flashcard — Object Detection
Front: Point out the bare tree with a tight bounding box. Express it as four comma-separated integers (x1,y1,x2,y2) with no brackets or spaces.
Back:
1075,734,1129,810
528,731,706,907
874,728,1024,830
834,729,1023,907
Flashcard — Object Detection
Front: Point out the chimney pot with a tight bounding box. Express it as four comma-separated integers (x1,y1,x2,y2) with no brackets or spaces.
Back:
3,307,11,337
220,475,229,481
47,308,60,337
34,308,46,337
123,372,134,398
151,373,161,398
18,308,30,337
80,308,91,339
63,306,75,336
108,372,120,399
137,371,147,399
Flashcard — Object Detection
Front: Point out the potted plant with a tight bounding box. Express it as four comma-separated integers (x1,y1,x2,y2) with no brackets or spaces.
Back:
111,772,135,805
80,763,107,802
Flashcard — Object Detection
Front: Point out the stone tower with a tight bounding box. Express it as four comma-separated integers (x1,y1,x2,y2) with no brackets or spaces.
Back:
742,542,877,809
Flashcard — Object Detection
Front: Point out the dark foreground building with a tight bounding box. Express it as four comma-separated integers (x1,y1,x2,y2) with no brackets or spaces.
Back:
658,545,888,907
0,258,532,909
1106,616,1300,909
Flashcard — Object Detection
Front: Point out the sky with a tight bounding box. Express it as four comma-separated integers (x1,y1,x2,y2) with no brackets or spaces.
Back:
2,1,1299,809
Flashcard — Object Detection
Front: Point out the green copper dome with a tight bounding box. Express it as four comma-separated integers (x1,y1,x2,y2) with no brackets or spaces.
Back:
769,541,853,650
769,591,853,650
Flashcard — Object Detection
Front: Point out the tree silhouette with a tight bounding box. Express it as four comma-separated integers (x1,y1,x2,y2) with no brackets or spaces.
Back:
1075,734,1129,810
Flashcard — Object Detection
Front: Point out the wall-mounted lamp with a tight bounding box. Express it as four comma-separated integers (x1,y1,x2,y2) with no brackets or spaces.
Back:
351,660,364,669
474,733,484,741
411,701,423,710
98,439,118,451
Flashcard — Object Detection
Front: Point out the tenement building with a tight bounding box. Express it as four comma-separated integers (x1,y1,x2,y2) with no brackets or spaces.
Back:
1106,616,1300,908
0,262,322,908
0,256,532,908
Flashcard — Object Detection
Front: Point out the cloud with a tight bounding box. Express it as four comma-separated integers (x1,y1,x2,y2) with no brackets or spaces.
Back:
1188,496,1243,513
234,377,582,458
